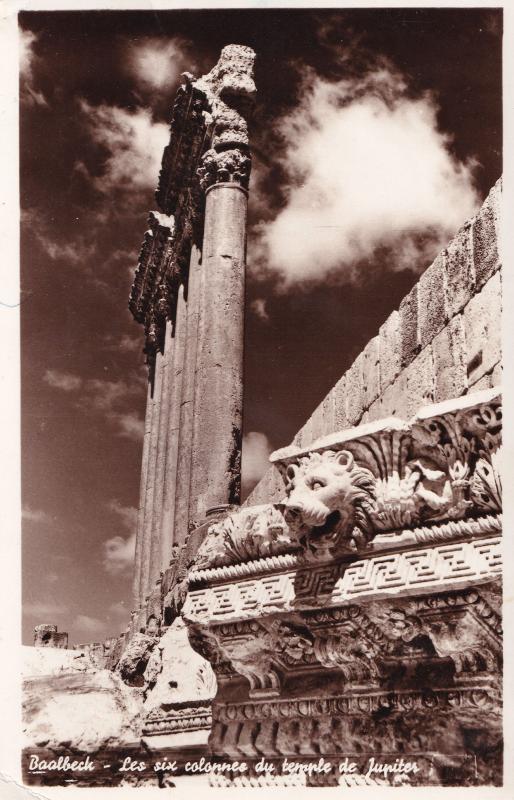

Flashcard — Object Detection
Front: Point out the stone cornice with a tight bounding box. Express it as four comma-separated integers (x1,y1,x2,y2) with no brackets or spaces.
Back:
188,389,502,572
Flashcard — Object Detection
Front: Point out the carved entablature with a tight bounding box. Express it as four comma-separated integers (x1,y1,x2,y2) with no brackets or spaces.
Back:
273,387,502,561
182,390,502,783
128,211,177,360
185,389,502,573
129,45,256,358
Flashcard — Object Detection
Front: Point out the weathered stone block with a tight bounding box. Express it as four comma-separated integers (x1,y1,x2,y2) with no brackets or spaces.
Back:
366,393,384,423
244,464,286,507
322,389,337,435
376,370,410,419
473,180,502,290
361,335,380,409
344,351,365,426
404,346,435,416
23,648,143,754
379,347,435,420
378,310,401,391
309,400,326,442
299,415,314,448
417,253,449,349
463,271,502,385
332,375,349,430
34,624,69,649
469,371,493,391
444,223,475,317
432,315,467,402
491,361,502,387
399,284,419,367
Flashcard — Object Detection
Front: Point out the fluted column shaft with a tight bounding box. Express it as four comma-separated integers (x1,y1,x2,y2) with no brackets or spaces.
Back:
148,319,173,588
132,381,153,608
159,284,187,564
139,349,165,602
173,245,202,542
189,183,247,525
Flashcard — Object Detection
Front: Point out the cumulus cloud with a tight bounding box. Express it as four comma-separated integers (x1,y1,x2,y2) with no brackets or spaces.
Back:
19,28,48,107
81,378,145,440
107,499,137,531
43,369,82,392
83,378,131,412
103,332,142,354
127,37,196,93
254,65,480,286
250,298,270,322
78,101,169,194
103,532,136,576
22,208,98,278
19,28,36,78
44,371,145,440
119,334,142,353
109,600,130,620
73,614,106,635
103,500,137,576
23,601,63,618
113,411,145,440
22,506,52,524
242,432,273,495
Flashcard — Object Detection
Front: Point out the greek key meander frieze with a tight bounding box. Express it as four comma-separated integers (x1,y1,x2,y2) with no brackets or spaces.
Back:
183,536,501,624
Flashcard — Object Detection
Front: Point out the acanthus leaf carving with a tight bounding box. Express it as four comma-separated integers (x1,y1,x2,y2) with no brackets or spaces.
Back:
273,393,502,559
193,503,297,570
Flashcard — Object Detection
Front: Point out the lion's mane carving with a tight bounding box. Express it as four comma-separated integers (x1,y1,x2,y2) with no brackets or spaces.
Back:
282,450,376,556
193,504,296,570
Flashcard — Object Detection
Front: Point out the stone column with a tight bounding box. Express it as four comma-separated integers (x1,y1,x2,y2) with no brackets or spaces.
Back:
140,349,166,602
189,182,247,525
173,245,202,540
148,319,173,588
160,284,188,563
132,380,153,608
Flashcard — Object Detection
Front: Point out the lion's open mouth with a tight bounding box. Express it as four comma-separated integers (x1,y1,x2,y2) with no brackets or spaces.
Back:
310,510,341,539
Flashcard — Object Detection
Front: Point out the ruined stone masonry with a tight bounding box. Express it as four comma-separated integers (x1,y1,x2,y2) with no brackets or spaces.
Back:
128,44,256,619
184,387,502,786
25,44,503,788
33,624,68,649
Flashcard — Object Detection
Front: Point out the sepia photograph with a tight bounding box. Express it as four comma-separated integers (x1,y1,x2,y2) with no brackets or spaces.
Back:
7,0,507,792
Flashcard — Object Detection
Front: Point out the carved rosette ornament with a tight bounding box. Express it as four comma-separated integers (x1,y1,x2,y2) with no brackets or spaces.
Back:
181,389,502,786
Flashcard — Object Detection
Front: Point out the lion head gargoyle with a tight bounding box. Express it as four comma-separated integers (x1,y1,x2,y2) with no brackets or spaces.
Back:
280,449,376,557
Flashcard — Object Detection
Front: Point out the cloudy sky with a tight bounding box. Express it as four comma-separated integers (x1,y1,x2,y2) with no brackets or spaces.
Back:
20,8,502,645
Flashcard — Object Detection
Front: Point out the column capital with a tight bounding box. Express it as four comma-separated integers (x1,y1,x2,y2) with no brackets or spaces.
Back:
196,45,256,194
198,149,252,192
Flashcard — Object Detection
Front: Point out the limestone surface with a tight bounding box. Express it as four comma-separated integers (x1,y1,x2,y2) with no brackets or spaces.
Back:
23,646,143,753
